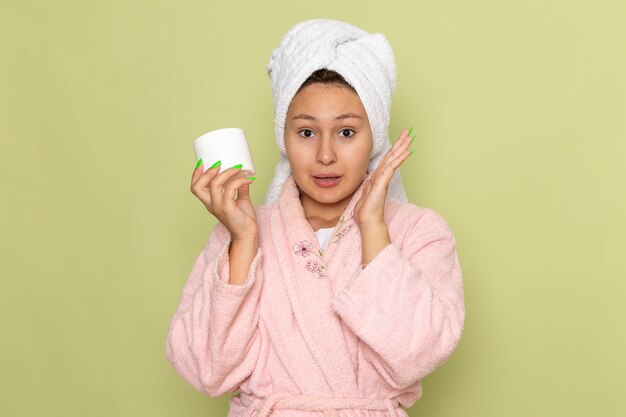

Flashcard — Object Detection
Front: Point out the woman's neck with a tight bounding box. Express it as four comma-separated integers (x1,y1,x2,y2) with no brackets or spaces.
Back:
300,192,351,230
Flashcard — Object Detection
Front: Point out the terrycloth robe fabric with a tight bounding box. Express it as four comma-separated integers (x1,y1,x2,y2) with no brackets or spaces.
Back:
165,176,465,417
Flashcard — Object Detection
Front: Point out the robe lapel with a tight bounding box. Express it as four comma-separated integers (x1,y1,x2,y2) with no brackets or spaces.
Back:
268,175,368,396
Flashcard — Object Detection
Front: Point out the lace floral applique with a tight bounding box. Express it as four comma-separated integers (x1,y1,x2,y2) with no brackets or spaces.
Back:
292,209,356,279
292,240,327,279
330,210,356,246
293,240,313,258
332,222,354,245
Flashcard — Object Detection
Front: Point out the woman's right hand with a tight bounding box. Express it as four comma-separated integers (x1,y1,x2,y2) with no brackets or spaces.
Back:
191,160,258,241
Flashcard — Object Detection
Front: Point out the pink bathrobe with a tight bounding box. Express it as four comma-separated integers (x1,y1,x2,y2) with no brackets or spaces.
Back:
165,175,465,417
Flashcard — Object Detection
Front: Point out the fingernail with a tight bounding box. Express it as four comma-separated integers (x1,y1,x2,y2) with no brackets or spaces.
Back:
409,149,415,156
247,176,256,181
232,163,243,169
408,126,413,136
210,160,221,169
410,134,415,144
195,158,203,169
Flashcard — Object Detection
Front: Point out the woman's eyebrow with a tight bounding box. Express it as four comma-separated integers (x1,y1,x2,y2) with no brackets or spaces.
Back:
292,113,363,121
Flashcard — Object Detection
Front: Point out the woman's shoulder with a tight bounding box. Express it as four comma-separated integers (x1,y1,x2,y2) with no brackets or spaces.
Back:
252,203,272,219
249,200,455,240
385,199,455,239
251,203,274,236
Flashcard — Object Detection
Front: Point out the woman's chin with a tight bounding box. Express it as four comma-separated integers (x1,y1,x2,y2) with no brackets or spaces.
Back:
311,187,358,206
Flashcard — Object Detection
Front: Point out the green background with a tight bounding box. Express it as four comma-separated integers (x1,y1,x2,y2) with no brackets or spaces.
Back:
2,0,624,416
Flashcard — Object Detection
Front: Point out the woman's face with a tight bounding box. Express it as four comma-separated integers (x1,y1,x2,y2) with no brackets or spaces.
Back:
285,83,373,217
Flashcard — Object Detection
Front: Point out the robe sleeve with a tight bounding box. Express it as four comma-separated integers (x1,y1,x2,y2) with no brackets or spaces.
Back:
331,208,465,390
165,221,264,397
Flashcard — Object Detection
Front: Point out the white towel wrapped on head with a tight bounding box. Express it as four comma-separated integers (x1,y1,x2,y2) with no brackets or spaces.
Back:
264,18,408,205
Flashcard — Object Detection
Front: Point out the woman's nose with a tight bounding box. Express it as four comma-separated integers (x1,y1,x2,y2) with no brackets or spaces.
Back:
316,135,337,165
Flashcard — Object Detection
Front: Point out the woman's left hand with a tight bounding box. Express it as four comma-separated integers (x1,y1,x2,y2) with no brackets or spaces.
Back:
353,127,414,226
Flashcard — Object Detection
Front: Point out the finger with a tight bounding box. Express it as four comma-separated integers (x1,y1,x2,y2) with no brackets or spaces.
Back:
211,165,250,188
394,127,412,146
208,165,244,210
220,168,254,193
222,170,253,199
385,128,411,158
378,146,411,182
369,149,407,192
236,177,254,205
191,160,204,183
372,130,408,178
191,161,222,208
385,128,412,164
354,180,369,212
222,175,256,211
374,128,413,179
192,160,222,189
362,179,371,196
389,146,411,170
212,167,253,207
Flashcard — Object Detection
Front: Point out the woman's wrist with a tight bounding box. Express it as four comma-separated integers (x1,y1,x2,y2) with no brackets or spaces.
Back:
230,235,258,250
359,221,391,267
357,220,387,231
228,235,259,285
231,227,259,243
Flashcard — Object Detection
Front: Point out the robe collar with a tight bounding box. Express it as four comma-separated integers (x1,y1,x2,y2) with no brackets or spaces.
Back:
267,174,371,395
279,175,368,268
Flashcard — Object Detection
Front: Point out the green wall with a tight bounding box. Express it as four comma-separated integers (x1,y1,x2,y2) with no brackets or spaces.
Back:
2,1,624,416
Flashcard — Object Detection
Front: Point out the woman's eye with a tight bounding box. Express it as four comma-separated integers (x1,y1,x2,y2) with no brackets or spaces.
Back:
299,129,314,138
339,129,355,138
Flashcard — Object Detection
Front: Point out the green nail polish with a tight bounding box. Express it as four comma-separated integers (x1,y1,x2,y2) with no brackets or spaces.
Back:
232,164,243,169
247,176,256,181
210,160,221,169
410,134,415,144
409,149,415,156
195,158,203,169
408,126,413,136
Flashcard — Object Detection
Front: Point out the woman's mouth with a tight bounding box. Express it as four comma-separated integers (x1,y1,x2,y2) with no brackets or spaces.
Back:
312,176,342,188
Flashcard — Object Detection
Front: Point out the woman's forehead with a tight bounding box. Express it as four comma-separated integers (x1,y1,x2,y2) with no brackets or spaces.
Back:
287,84,366,119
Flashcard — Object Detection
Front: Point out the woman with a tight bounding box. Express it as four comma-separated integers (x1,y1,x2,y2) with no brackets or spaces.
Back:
166,19,465,417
